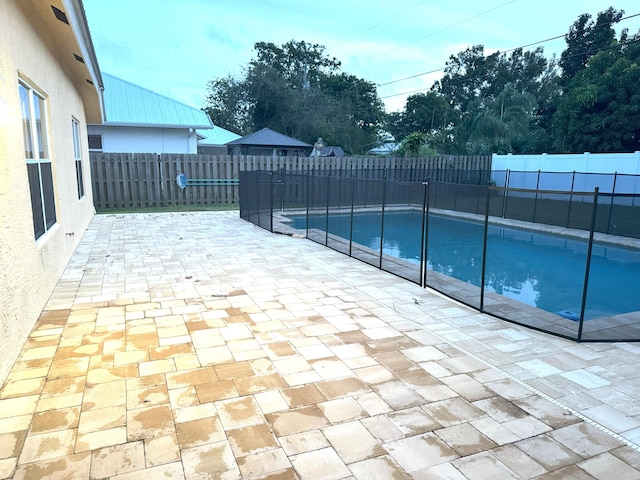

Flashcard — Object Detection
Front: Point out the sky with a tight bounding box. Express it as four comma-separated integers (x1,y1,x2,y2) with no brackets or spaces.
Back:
83,0,640,117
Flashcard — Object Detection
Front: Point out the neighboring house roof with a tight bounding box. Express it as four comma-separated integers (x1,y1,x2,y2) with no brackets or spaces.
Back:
101,73,213,129
369,142,400,155
226,128,311,147
197,126,241,145
320,146,345,157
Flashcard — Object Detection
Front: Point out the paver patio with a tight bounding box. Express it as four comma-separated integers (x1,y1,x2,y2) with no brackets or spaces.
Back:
1,211,640,479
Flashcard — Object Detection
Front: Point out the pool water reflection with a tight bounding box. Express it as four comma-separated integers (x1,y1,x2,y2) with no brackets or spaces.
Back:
293,212,640,320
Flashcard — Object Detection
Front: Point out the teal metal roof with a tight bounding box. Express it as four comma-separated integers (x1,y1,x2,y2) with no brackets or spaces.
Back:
102,73,213,129
196,126,241,145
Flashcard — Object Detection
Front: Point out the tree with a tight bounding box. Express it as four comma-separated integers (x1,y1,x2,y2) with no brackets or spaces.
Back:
464,85,539,154
560,7,624,82
553,31,640,152
251,40,341,89
395,132,436,157
385,92,457,140
319,73,385,153
433,45,496,115
204,40,385,153
430,45,556,153
385,7,633,155
204,75,249,134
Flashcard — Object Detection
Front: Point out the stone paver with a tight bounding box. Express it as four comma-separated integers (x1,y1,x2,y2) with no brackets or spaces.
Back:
1,211,640,479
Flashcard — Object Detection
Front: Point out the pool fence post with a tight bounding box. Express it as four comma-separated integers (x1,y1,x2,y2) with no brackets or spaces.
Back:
480,183,491,312
349,176,355,257
363,172,368,208
567,171,576,228
607,172,617,234
501,170,510,219
453,182,459,212
305,173,310,239
269,172,274,233
577,186,599,341
378,176,387,270
336,174,341,221
532,170,541,223
422,180,431,288
324,176,330,246
255,171,261,227
280,168,285,212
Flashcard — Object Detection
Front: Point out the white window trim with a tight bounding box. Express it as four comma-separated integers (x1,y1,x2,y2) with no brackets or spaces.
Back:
20,78,56,239
72,117,84,199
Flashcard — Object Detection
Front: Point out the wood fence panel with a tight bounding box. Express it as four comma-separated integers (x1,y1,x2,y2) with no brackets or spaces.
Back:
138,154,155,208
158,155,171,207
111,154,123,208
90,153,491,209
90,153,105,209
131,156,142,207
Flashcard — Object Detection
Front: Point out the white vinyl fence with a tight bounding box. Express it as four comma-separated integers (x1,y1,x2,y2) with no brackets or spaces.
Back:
492,152,640,194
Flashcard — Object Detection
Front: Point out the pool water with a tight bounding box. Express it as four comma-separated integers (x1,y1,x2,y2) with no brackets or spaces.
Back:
293,211,640,320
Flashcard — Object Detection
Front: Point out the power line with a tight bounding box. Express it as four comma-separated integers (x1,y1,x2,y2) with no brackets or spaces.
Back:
380,34,640,100
376,31,567,88
373,0,521,60
329,0,429,51
377,11,640,92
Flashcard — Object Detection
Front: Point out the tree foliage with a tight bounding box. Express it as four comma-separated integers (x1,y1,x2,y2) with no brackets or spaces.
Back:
553,31,640,152
416,45,552,154
204,40,384,154
383,6,637,156
395,132,437,157
464,85,540,154
204,75,249,135
205,8,638,157
560,7,624,82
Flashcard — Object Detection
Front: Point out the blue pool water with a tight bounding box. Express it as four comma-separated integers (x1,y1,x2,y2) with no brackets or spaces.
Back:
292,211,640,320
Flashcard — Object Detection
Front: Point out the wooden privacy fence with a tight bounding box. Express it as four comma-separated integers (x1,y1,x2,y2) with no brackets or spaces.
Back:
89,153,492,209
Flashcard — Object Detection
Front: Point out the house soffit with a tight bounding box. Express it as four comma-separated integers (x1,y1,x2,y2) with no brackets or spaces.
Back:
17,0,103,123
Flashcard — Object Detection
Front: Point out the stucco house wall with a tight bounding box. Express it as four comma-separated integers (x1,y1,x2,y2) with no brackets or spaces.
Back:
0,1,100,384
88,124,198,154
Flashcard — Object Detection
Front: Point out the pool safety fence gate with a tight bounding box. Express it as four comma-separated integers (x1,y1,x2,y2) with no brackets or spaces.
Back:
239,171,640,342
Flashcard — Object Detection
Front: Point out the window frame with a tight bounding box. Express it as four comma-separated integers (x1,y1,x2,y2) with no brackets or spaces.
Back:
72,117,84,199
88,133,103,152
19,79,56,240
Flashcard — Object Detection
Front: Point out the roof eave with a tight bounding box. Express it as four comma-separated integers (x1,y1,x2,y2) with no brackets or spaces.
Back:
63,0,105,123
90,122,214,129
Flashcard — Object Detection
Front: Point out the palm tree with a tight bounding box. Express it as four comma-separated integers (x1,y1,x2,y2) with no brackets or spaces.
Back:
465,84,537,154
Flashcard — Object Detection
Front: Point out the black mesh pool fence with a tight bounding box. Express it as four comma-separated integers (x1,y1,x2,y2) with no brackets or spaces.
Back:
239,170,640,342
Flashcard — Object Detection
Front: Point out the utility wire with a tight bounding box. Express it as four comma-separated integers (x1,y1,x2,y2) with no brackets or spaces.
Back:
373,0,521,60
377,12,640,91
329,0,429,50
380,35,640,100
377,32,567,88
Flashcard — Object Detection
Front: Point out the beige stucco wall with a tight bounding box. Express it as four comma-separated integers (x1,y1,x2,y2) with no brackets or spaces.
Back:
0,2,96,384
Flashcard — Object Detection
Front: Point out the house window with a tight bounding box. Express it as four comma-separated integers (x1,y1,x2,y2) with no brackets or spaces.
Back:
88,134,102,151
72,118,84,198
19,81,56,240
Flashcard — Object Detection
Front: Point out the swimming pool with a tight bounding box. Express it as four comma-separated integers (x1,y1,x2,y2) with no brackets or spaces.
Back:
292,211,640,321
